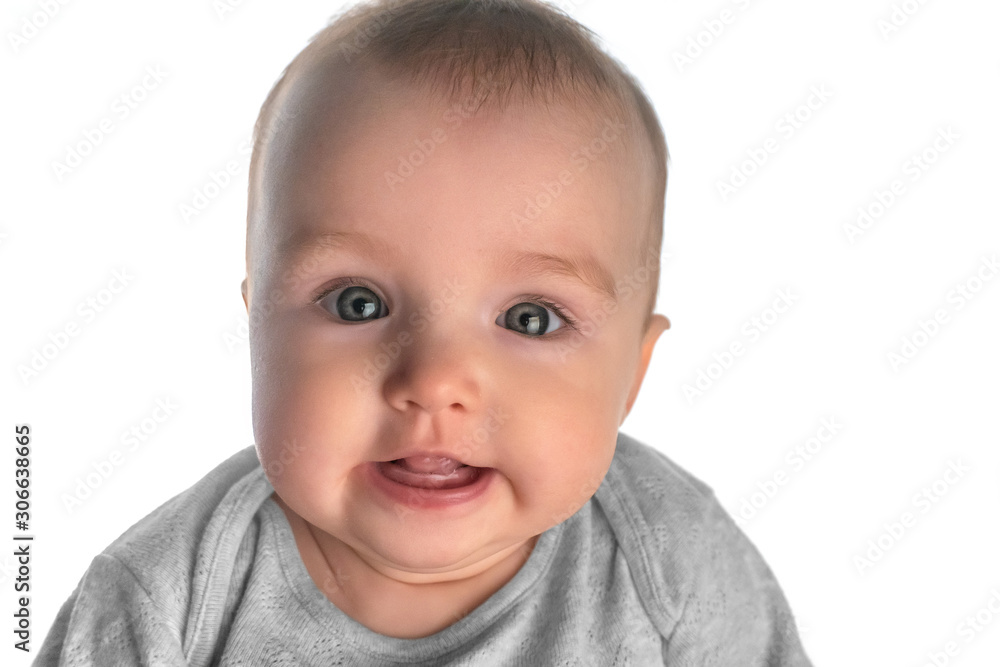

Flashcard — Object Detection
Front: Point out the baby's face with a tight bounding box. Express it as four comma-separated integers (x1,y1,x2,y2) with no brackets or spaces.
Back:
244,70,667,583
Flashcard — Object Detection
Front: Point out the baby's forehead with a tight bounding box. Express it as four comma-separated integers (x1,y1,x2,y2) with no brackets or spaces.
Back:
258,60,639,189
253,65,650,255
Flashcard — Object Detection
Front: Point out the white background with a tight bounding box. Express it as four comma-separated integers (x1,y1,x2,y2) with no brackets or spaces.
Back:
4,0,999,664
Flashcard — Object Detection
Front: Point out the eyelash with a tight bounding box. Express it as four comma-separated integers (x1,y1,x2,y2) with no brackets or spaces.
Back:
311,277,376,303
311,279,579,333
518,294,579,331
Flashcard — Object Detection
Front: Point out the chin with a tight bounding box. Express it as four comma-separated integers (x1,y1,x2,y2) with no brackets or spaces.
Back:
362,526,499,573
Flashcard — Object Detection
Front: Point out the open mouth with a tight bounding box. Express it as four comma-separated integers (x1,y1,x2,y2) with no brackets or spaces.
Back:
377,457,486,490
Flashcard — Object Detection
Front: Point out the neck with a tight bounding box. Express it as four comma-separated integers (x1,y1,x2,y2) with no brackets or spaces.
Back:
273,493,538,638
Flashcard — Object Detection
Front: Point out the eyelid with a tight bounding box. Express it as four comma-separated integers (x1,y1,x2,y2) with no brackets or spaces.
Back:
311,277,381,303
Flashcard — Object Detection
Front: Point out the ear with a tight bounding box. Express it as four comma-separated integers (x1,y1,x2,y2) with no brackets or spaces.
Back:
621,314,670,426
241,276,250,313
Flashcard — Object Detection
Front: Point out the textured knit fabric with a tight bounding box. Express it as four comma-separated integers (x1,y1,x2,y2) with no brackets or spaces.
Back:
35,431,813,666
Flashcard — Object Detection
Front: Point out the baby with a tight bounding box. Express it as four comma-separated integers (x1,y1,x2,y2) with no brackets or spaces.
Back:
37,0,812,664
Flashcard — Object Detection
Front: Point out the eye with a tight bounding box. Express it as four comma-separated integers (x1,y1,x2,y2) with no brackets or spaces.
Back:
496,300,572,337
316,282,387,322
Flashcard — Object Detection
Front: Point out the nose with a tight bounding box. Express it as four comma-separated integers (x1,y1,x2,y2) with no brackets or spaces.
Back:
382,325,484,418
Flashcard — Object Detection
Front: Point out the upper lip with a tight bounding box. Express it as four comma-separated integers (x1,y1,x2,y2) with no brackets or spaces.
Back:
379,448,480,467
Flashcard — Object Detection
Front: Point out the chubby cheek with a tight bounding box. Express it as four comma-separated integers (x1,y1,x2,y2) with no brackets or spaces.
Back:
499,345,622,528
250,310,375,507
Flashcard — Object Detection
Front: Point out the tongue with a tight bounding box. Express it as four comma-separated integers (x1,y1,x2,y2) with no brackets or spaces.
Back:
396,456,465,474
380,457,481,489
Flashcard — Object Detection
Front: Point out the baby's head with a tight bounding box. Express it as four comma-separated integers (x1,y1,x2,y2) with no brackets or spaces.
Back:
241,0,670,587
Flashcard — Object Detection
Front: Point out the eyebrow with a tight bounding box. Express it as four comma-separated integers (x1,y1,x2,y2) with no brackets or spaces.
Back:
494,246,618,304
282,230,618,303
280,230,396,266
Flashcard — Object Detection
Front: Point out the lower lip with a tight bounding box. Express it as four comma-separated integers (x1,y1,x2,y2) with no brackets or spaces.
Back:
364,461,496,510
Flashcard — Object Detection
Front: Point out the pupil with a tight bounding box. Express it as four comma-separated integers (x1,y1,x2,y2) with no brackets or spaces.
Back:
513,305,546,335
337,286,379,320
352,297,375,318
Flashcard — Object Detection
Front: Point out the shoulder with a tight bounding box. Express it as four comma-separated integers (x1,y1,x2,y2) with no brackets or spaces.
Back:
595,432,810,663
97,446,270,612
603,430,716,508
596,430,720,577
595,431,722,616
104,445,265,555
37,446,273,665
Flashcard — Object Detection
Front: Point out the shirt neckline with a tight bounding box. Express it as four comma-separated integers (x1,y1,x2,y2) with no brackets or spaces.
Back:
260,497,565,662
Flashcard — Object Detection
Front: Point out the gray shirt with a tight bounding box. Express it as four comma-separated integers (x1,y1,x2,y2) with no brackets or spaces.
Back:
35,431,812,665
